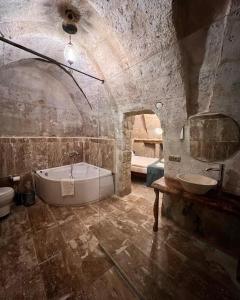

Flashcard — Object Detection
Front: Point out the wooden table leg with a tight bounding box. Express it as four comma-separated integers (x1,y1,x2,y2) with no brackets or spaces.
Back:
153,188,159,232
237,258,240,282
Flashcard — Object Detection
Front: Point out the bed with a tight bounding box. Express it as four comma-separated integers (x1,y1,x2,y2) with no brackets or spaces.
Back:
131,155,159,174
131,153,164,186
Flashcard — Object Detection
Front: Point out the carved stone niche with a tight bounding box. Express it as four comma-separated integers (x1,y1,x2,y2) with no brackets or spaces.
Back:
189,113,240,162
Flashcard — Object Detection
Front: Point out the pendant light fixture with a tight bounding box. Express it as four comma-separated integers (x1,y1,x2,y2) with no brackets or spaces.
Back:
64,35,76,66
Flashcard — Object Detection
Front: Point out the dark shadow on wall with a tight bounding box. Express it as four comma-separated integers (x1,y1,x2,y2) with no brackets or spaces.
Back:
172,0,229,116
224,168,240,194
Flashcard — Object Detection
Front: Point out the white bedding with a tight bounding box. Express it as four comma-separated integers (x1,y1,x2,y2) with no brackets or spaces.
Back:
131,155,159,174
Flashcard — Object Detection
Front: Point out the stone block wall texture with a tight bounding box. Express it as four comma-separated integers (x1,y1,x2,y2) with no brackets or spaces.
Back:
0,0,240,195
0,137,115,192
110,0,240,196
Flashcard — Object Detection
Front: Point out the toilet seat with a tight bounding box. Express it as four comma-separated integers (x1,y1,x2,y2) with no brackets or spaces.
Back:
0,187,14,202
0,187,14,200
0,187,14,217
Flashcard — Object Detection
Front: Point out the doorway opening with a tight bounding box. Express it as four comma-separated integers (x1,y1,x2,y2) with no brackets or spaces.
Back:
131,112,164,197
116,109,164,199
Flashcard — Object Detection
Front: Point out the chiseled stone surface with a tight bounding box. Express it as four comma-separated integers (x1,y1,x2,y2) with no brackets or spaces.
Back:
0,180,239,299
0,137,115,191
0,1,240,197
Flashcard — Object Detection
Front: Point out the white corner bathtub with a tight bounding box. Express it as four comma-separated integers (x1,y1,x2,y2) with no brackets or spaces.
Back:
34,162,114,206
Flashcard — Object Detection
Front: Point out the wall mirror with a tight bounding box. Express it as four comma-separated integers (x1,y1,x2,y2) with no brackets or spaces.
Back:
189,113,240,162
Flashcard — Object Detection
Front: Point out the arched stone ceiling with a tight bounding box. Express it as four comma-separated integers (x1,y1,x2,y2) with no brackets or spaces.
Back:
0,0,128,118
0,0,238,134
0,0,176,115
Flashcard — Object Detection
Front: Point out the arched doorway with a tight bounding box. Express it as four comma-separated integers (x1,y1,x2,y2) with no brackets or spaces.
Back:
115,109,164,196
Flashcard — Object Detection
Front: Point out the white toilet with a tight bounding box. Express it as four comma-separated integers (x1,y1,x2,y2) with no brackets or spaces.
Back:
0,187,14,217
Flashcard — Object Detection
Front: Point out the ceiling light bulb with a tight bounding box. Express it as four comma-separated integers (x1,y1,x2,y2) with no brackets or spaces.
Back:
64,42,76,65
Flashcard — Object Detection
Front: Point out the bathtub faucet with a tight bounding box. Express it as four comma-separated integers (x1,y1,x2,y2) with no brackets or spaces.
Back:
68,151,80,178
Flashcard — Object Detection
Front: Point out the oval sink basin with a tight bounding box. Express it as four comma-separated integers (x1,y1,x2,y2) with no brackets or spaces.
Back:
177,174,217,195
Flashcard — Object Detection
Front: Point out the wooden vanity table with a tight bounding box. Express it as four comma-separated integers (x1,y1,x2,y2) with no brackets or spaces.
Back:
151,176,240,281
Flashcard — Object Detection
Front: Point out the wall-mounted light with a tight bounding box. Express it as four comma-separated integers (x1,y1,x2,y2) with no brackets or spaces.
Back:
155,127,163,135
64,35,76,66
155,101,163,110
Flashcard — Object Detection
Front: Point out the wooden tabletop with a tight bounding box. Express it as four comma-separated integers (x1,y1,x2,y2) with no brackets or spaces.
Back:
152,177,240,218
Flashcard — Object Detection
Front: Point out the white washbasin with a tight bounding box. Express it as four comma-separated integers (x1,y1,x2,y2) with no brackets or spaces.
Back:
177,174,218,195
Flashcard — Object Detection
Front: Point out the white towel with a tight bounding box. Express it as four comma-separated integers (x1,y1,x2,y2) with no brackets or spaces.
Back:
61,178,74,197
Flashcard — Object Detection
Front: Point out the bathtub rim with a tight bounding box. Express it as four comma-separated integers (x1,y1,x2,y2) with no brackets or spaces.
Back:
35,162,113,183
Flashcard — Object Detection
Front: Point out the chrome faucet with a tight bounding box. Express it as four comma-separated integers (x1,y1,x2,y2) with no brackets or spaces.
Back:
205,163,225,193
68,151,80,178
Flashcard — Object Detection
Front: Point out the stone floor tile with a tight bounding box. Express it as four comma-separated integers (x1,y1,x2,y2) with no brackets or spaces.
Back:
72,205,98,221
91,197,117,214
165,229,208,262
0,233,38,288
113,244,175,300
27,203,56,232
204,247,239,286
175,262,240,300
91,220,130,256
68,230,99,259
109,197,135,212
124,209,149,226
74,207,106,229
48,205,75,225
89,267,138,300
39,252,80,299
33,225,65,263
131,178,157,202
109,217,142,238
0,205,31,244
64,244,113,289
60,216,87,242
137,234,186,279
0,179,239,299
4,266,46,300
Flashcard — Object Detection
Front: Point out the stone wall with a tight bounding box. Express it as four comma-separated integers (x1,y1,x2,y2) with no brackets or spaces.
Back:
0,0,240,196
0,59,116,139
132,114,163,158
0,61,83,137
109,1,240,196
0,137,115,191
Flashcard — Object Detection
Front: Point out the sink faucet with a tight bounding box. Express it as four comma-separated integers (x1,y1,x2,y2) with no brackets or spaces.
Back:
205,163,225,193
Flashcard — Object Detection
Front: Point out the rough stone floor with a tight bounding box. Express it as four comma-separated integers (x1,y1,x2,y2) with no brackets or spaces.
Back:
0,178,240,300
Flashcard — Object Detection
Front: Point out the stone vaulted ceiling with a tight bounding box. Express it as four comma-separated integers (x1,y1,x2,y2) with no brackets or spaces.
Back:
0,0,239,138
0,0,174,120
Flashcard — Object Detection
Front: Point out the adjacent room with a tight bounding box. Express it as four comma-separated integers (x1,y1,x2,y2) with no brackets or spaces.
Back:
0,0,240,299
130,113,164,200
